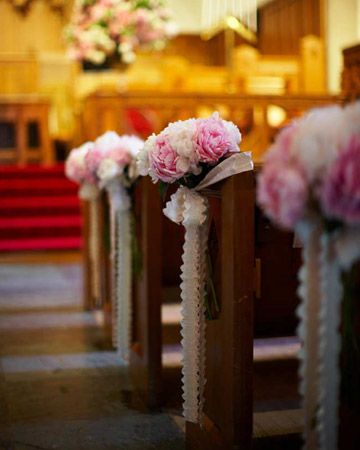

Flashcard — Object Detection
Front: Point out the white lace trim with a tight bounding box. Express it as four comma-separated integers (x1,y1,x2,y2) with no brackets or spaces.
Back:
296,221,360,450
296,221,322,449
163,152,253,424
106,181,132,362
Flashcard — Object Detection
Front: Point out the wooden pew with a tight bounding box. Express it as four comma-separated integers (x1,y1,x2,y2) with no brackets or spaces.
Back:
130,177,183,409
128,164,305,447
186,170,255,449
128,171,255,447
81,194,113,342
130,177,163,408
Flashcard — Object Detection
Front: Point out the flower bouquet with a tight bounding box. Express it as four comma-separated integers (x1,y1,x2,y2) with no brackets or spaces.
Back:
65,0,176,66
138,112,253,423
257,101,360,450
65,141,102,305
66,132,143,358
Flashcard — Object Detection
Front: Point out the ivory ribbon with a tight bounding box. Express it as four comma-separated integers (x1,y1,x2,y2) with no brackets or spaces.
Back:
296,222,360,450
163,152,253,423
296,221,322,449
318,233,342,450
79,183,101,306
106,180,132,361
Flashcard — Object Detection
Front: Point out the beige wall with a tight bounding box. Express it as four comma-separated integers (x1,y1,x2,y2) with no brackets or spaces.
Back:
0,0,73,55
326,0,360,92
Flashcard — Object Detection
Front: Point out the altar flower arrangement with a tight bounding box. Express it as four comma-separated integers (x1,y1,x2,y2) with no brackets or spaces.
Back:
257,101,360,450
65,0,176,65
138,112,253,424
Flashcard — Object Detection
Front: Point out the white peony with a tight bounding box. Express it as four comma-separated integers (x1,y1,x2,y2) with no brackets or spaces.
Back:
97,157,122,186
222,118,242,146
94,131,122,153
118,135,144,157
65,141,93,182
137,134,155,176
290,105,350,182
165,118,197,159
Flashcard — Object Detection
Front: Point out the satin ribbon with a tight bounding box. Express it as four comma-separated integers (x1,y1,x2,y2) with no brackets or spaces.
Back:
296,222,360,450
163,152,253,423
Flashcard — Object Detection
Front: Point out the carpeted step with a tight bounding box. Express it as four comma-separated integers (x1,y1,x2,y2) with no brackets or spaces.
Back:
0,164,82,252
0,216,82,239
0,178,78,197
0,164,65,179
0,236,83,252
0,196,81,217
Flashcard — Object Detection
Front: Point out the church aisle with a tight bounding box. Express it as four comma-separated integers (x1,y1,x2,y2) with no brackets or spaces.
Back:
0,263,184,450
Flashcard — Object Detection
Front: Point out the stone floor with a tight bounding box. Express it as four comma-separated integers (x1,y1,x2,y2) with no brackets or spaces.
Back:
0,263,185,450
0,261,304,450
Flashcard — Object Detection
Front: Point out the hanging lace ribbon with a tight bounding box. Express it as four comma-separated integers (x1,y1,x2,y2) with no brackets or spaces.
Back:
163,152,253,424
317,233,342,450
79,183,101,306
105,180,132,361
296,220,322,449
296,222,360,450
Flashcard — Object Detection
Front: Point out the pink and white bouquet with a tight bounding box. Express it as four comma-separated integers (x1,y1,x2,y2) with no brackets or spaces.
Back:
85,131,143,188
65,141,97,187
137,112,242,187
257,101,360,450
65,0,176,65
137,112,253,424
257,102,360,231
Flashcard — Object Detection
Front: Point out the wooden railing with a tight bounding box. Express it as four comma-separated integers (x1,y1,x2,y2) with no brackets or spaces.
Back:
80,91,340,162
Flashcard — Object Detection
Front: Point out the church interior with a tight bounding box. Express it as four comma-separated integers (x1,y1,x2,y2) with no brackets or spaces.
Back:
0,0,359,449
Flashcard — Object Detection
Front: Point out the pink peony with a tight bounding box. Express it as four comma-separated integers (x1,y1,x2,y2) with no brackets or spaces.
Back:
148,135,187,183
320,135,360,225
85,131,138,182
85,146,105,183
107,147,131,166
194,113,239,163
65,142,95,185
257,162,308,230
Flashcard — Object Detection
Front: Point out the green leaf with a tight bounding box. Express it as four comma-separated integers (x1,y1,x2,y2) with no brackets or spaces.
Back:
158,181,169,201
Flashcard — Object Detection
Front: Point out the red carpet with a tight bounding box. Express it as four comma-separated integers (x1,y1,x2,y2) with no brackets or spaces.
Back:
0,164,82,252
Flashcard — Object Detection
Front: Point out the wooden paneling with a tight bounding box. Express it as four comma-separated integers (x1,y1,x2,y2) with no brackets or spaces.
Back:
342,43,360,100
0,1,69,55
258,0,322,55
0,95,54,165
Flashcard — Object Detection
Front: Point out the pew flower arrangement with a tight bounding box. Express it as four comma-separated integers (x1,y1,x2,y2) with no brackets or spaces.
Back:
257,101,360,450
65,141,97,192
65,0,176,65
86,131,143,358
65,141,102,306
138,112,254,423
66,132,143,359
